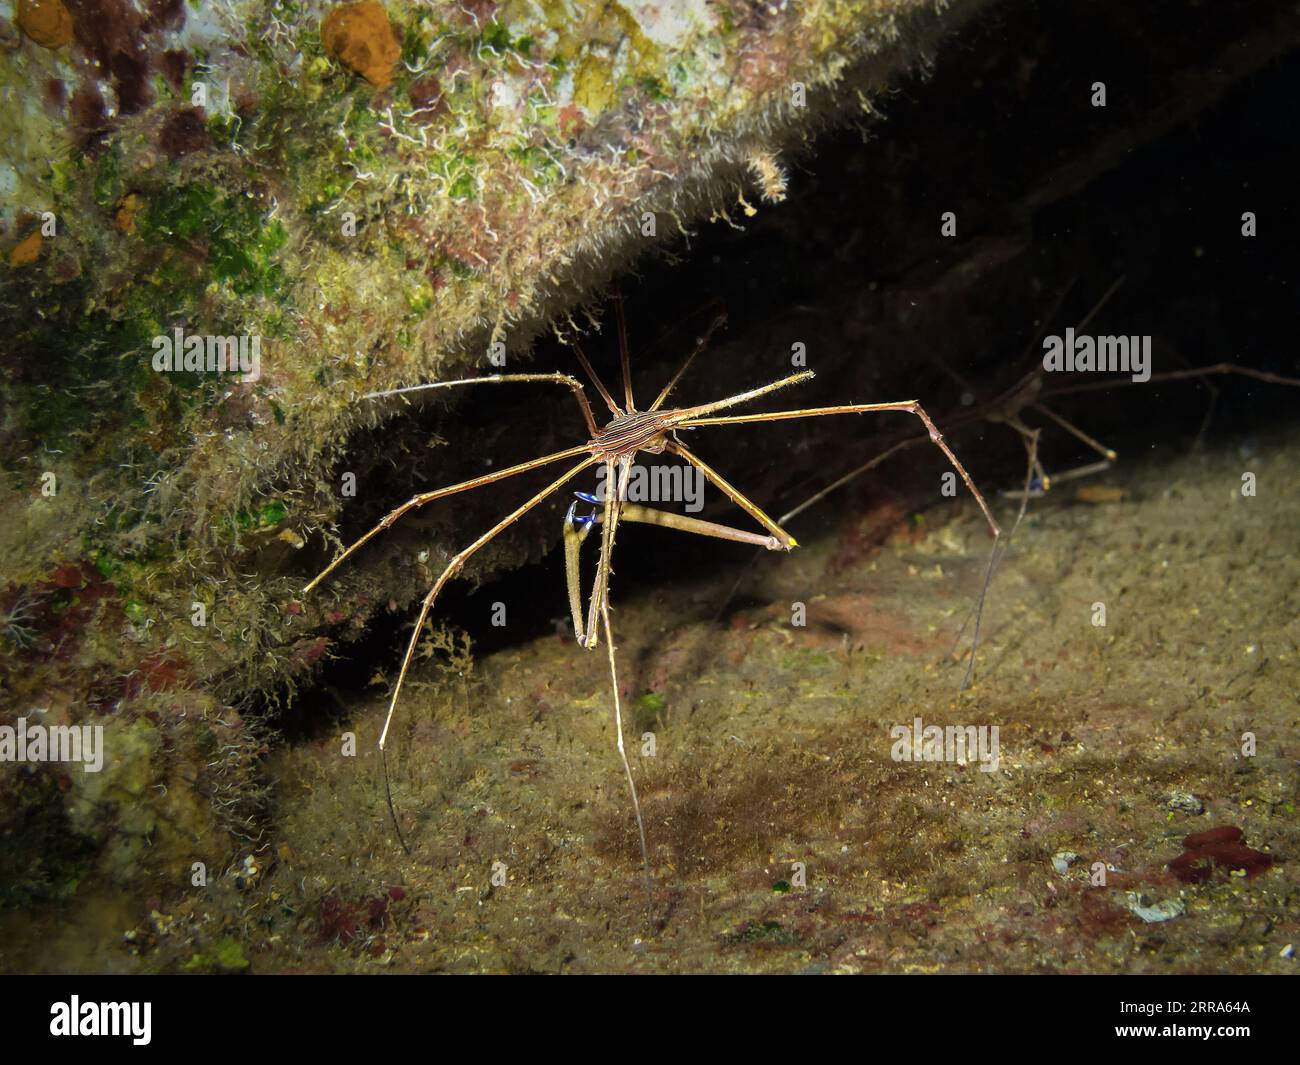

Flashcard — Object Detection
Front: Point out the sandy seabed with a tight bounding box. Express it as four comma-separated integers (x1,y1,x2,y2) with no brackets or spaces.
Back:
10,424,1297,974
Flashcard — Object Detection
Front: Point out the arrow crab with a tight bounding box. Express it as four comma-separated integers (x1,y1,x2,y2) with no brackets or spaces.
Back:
304,293,1001,876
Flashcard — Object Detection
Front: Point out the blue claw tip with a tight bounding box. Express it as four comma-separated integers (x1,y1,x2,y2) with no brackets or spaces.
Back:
574,490,601,504
565,500,598,529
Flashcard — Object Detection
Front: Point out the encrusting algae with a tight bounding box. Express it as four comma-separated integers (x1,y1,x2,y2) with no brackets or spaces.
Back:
320,1,402,90
15,0,73,50
7,229,42,267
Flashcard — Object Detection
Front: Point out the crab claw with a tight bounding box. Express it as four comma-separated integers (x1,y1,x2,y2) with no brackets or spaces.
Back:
574,490,601,505
564,501,597,530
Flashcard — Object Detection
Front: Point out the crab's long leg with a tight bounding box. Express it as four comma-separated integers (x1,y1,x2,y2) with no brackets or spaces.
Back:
680,400,1001,687
612,287,636,412
578,455,650,879
564,497,784,643
665,441,798,549
572,495,789,549
600,585,650,885
563,502,595,644
361,373,599,436
1040,362,1300,400
557,467,651,880
680,400,1001,541
375,456,596,853
581,458,628,649
1031,402,1117,462
567,335,622,418
676,370,813,420
649,310,727,412
777,437,922,525
618,503,786,549
378,456,598,753
303,444,593,594
946,426,1040,676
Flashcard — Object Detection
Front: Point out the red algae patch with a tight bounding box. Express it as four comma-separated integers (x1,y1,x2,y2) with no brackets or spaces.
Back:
1169,826,1273,884
321,2,400,90
1183,826,1244,848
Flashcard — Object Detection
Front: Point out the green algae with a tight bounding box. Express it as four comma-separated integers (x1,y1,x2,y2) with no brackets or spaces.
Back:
92,147,124,210
184,935,250,973
138,181,289,299
235,500,289,532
